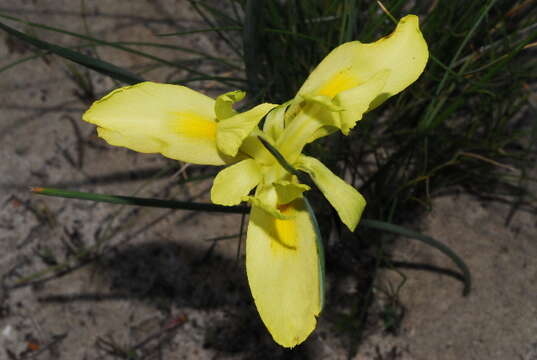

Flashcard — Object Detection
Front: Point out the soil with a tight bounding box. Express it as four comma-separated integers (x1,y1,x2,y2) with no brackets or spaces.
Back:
1,1,536,359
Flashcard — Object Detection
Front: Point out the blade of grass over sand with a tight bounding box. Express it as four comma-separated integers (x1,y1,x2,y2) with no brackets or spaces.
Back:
190,0,242,26
360,219,471,296
157,26,242,37
0,13,241,87
0,21,144,84
199,27,325,43
0,51,48,73
188,0,243,58
16,166,213,286
110,41,244,71
0,41,246,86
243,0,264,93
31,187,249,214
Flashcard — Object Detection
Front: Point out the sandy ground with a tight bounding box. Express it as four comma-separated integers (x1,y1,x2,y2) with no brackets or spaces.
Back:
1,1,536,359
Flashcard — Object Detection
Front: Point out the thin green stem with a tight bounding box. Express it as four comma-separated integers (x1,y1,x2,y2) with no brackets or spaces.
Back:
360,219,471,296
31,187,249,214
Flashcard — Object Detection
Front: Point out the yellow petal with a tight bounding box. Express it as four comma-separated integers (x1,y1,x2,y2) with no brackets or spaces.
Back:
300,94,343,112
297,72,385,136
244,196,293,220
246,198,321,347
296,15,428,109
262,101,293,142
283,71,385,146
296,155,366,231
274,179,310,204
216,103,277,157
210,159,262,206
243,184,293,220
97,127,164,153
83,82,232,165
237,133,274,166
214,90,245,120
334,70,389,134
274,109,325,163
306,125,338,144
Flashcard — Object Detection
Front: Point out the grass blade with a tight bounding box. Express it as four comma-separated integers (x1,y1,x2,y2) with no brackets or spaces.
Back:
305,196,326,310
243,0,264,92
257,136,301,176
0,21,144,84
31,187,249,214
360,219,471,296
157,26,242,37
188,0,243,58
0,13,241,87
418,0,498,131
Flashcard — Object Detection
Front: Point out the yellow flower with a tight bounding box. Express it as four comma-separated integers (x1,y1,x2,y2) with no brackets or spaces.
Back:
82,15,428,348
